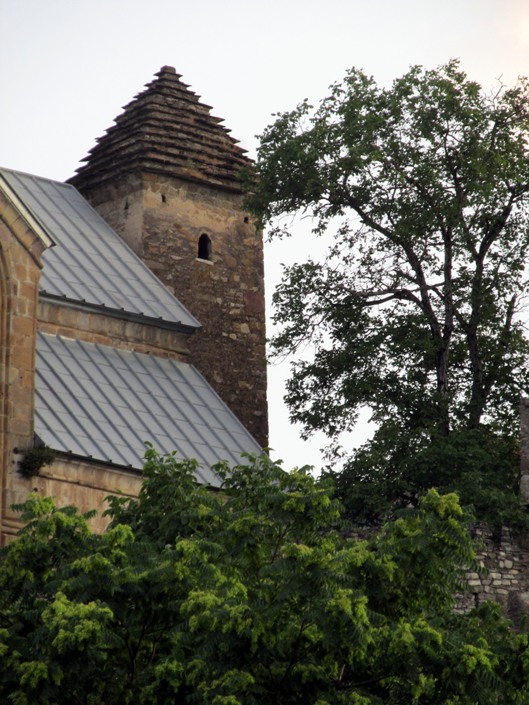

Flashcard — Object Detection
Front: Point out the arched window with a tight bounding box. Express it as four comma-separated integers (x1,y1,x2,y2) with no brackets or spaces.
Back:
198,233,212,261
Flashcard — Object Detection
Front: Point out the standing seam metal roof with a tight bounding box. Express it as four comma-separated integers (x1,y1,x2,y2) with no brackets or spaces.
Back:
0,168,200,330
35,333,262,486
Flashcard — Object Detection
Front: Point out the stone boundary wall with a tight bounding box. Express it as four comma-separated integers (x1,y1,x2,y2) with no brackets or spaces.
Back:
453,400,529,621
457,525,529,624
350,522,529,624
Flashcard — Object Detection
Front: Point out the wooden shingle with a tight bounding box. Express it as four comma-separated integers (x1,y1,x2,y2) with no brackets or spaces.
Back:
70,66,251,193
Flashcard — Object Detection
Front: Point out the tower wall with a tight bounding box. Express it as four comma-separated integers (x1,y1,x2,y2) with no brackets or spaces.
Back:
80,173,268,448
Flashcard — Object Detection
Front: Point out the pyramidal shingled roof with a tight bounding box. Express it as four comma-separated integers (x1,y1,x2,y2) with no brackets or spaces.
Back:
69,66,252,193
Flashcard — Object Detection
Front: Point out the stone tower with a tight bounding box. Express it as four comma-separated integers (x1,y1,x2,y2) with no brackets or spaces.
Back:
69,67,268,447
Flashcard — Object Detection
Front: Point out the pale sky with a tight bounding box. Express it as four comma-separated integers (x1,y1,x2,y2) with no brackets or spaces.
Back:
2,0,529,471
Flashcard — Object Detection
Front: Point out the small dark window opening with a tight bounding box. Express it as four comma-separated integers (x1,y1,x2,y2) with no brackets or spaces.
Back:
161,194,167,203
198,233,212,261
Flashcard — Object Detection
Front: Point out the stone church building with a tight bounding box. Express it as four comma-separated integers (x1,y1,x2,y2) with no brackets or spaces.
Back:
0,66,268,543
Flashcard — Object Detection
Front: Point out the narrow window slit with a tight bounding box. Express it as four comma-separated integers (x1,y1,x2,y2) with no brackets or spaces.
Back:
198,233,212,260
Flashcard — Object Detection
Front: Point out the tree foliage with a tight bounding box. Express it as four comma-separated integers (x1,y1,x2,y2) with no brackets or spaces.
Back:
1,448,529,703
246,62,529,524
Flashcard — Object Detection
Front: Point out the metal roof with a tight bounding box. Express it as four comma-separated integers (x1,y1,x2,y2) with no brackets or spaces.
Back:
0,168,200,331
35,333,262,486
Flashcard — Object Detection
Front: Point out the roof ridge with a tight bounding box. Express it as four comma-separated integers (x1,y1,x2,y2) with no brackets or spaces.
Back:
69,66,251,194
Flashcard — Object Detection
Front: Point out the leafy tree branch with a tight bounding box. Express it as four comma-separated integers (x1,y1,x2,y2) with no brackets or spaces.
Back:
247,61,529,525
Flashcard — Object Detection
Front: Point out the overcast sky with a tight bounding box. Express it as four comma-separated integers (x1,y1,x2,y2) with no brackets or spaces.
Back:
2,0,529,470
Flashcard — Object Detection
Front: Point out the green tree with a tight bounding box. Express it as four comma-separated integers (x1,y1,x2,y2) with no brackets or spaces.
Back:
1,448,529,703
246,61,529,524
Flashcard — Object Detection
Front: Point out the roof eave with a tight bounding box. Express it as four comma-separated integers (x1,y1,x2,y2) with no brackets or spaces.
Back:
39,292,201,335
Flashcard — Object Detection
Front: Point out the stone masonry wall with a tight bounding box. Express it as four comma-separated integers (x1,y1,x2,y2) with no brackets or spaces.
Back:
443,402,529,619
37,300,191,361
81,173,268,448
0,195,48,543
456,401,529,622
142,175,268,448
457,525,529,626
3,455,143,541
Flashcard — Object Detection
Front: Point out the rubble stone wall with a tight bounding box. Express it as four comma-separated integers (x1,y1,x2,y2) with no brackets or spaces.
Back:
458,526,529,625
81,173,268,448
